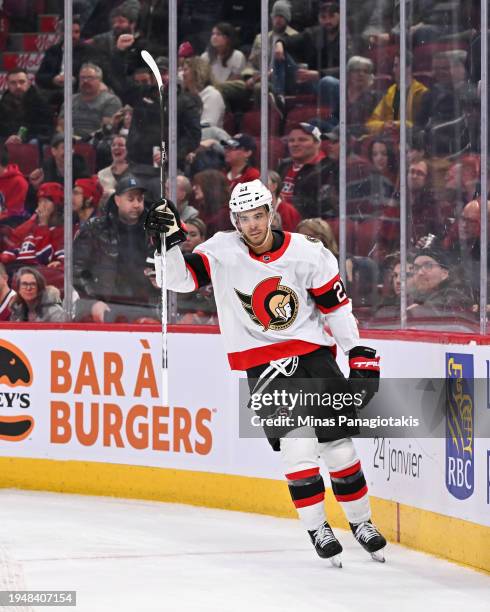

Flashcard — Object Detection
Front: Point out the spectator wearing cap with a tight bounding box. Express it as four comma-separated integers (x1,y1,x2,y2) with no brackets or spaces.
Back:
182,57,225,129
1,182,64,269
268,170,302,231
222,134,260,191
178,41,196,69
58,63,122,140
0,68,54,146
273,2,341,99
73,176,103,233
0,142,28,226
200,23,246,84
97,134,130,205
407,246,473,318
9,266,65,323
278,122,338,218
248,1,298,71
73,175,156,323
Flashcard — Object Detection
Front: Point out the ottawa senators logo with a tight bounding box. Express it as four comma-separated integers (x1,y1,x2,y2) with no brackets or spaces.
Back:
0,339,34,442
235,276,299,331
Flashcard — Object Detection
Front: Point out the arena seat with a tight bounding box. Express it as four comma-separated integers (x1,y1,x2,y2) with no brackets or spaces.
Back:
6,143,40,175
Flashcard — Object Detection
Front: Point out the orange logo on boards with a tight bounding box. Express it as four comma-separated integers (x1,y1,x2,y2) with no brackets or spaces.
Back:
49,340,214,454
0,339,34,442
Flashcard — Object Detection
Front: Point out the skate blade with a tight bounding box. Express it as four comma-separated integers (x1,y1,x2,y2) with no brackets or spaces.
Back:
371,550,385,563
329,554,342,568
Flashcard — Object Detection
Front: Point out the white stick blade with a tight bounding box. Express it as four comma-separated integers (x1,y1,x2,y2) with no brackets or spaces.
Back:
141,50,164,90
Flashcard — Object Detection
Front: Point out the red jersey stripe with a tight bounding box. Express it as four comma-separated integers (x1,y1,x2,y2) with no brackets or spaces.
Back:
228,339,323,370
310,273,341,297
293,492,325,508
330,461,361,479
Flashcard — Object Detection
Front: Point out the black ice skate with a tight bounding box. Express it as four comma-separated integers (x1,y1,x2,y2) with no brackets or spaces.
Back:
308,521,343,567
350,520,386,562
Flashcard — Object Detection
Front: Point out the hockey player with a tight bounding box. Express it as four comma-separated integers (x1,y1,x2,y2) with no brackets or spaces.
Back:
145,179,386,565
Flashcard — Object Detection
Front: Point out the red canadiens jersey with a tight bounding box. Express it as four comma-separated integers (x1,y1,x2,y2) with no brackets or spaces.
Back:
0,289,16,321
159,231,360,370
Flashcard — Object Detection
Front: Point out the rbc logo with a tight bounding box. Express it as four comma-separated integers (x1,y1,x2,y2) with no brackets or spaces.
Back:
445,353,474,500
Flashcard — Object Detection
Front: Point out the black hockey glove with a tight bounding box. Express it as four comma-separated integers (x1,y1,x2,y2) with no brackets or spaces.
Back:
348,346,380,409
144,198,187,252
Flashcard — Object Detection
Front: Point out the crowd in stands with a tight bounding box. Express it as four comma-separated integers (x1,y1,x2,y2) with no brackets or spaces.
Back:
0,0,487,330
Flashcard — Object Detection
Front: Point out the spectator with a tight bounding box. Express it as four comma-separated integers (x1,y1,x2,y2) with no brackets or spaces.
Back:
192,169,231,235
90,3,141,59
354,138,397,210
178,41,196,68
417,51,478,158
0,262,16,321
176,216,217,324
406,159,443,245
222,134,260,191
97,134,130,203
297,218,339,257
181,217,206,253
182,57,225,128
443,155,480,218
0,69,54,145
345,56,380,138
0,143,28,225
166,175,198,222
407,246,473,318
201,23,246,84
26,133,90,214
10,266,65,323
442,199,490,301
73,175,156,322
278,122,338,218
73,176,103,233
58,63,122,141
136,0,169,57
267,170,302,231
126,56,201,175
376,252,416,316
249,1,298,71
1,182,64,269
273,2,340,99
81,0,141,38
35,16,107,108
366,54,428,135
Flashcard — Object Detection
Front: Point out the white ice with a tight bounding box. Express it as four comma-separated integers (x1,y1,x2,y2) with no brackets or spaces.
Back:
0,489,488,612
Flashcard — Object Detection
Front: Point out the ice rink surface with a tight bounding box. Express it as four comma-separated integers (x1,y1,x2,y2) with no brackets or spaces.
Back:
0,489,488,612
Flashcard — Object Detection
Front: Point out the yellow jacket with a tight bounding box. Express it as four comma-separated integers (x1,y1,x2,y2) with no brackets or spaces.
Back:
366,79,428,134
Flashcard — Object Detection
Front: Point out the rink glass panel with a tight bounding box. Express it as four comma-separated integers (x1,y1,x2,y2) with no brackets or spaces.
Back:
7,0,484,332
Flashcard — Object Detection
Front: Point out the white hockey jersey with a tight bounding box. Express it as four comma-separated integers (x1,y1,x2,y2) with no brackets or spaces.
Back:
156,231,360,370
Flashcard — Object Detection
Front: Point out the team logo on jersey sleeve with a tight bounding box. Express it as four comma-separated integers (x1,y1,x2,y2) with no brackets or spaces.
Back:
235,276,299,331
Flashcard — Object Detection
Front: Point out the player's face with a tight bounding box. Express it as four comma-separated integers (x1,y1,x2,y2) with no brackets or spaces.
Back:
115,189,145,225
236,207,270,246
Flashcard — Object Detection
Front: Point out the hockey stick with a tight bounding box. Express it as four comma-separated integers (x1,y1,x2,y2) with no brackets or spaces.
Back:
141,50,168,405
